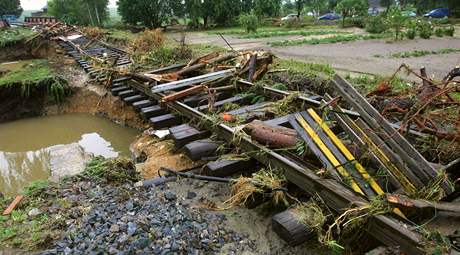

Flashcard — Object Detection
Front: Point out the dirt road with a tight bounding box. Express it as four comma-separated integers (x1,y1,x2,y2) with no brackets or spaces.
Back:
173,31,460,78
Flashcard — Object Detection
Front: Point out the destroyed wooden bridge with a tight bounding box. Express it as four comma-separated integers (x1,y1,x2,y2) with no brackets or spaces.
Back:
57,34,459,254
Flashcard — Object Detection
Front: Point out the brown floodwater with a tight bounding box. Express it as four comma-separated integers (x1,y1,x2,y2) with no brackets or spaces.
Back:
0,114,139,196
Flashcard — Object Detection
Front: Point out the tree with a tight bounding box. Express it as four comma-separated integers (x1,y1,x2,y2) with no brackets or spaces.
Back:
48,0,109,26
254,0,282,17
335,0,368,27
117,0,169,28
306,0,329,16
0,0,23,17
295,0,305,17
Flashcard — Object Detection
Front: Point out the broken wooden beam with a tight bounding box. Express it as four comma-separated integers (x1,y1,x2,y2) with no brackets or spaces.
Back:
3,195,24,215
161,85,207,104
151,68,236,93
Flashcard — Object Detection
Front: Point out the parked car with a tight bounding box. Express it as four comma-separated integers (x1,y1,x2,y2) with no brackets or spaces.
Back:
424,8,450,18
401,10,417,17
318,13,341,21
368,7,379,16
281,14,299,22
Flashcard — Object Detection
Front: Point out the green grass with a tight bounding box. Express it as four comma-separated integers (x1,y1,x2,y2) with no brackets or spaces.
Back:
391,48,460,58
344,73,411,94
276,59,335,77
207,25,337,36
104,28,137,43
238,29,349,39
0,60,54,87
270,33,390,47
0,28,36,48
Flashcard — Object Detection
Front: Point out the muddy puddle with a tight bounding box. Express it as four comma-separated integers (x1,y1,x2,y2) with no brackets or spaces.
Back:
0,114,140,196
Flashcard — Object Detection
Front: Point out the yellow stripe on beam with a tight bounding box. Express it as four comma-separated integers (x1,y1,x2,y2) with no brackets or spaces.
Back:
295,114,365,196
307,109,407,220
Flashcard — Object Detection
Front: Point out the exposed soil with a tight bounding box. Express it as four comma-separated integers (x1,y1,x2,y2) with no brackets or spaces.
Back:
176,29,460,78
0,41,56,62
131,135,203,179
0,85,48,123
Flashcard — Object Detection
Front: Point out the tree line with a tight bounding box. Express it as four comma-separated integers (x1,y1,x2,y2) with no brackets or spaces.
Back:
1,0,458,27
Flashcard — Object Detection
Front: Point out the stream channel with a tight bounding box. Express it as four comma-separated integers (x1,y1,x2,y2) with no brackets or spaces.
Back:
0,114,139,196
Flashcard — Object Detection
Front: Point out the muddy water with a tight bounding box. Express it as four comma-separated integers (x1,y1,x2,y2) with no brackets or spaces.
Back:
0,114,139,196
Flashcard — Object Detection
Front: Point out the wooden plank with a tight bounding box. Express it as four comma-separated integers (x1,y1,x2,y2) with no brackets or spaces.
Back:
118,89,137,99
132,100,153,110
151,68,236,93
141,105,167,118
184,139,221,161
110,86,129,96
332,75,451,194
3,195,24,215
149,114,181,129
123,94,146,105
172,128,210,149
144,63,186,75
203,158,257,177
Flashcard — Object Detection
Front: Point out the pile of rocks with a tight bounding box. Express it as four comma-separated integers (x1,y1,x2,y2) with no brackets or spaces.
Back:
39,178,256,254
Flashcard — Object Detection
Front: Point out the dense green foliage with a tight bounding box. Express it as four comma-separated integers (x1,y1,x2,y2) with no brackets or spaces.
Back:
48,0,109,26
335,0,368,27
0,0,22,16
386,6,408,40
365,16,387,34
239,12,259,33
117,0,169,28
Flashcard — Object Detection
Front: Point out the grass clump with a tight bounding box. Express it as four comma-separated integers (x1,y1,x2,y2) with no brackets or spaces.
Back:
271,34,388,47
0,28,35,48
239,29,346,39
391,48,460,58
82,156,140,184
276,59,335,77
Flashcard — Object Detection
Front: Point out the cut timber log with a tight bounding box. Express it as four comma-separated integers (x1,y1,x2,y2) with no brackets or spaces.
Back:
175,53,237,77
184,139,221,161
244,120,299,148
203,158,257,177
183,92,231,107
272,209,316,246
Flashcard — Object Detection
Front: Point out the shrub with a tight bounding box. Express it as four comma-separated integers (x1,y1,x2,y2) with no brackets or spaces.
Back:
444,26,455,37
239,12,259,33
417,19,433,39
365,16,387,34
438,17,450,25
130,29,164,54
435,28,444,37
347,17,365,28
386,6,407,40
406,29,416,39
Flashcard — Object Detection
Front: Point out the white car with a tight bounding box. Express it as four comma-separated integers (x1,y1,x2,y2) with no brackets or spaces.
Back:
281,14,299,22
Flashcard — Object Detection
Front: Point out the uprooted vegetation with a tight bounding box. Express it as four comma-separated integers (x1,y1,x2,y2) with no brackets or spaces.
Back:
0,157,139,251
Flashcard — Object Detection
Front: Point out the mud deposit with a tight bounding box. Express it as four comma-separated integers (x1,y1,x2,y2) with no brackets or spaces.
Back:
0,114,139,196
